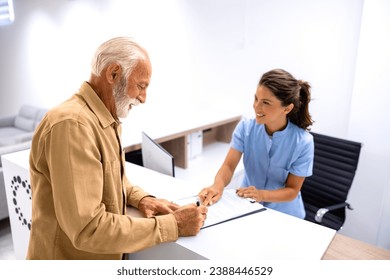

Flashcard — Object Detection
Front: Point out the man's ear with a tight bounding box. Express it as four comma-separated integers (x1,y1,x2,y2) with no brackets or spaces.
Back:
105,63,122,84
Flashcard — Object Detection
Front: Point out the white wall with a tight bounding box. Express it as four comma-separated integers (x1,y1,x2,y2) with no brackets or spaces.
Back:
343,0,390,249
1,0,389,249
0,0,198,114
180,0,363,138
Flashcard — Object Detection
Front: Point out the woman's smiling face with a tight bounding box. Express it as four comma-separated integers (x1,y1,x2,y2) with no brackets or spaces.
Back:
253,85,293,134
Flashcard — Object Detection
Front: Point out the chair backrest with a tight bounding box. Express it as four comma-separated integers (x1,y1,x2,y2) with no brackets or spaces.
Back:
301,132,362,230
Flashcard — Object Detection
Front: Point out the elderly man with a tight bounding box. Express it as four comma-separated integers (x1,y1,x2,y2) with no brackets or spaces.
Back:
27,37,207,260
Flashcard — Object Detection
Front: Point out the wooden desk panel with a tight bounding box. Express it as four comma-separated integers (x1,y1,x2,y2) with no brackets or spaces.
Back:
323,233,390,260
160,135,188,168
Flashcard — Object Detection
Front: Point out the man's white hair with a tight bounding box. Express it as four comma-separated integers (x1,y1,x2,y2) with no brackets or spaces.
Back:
91,37,148,80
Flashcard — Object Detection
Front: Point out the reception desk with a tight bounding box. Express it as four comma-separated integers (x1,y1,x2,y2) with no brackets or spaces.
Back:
125,163,390,260
2,149,390,260
125,162,336,260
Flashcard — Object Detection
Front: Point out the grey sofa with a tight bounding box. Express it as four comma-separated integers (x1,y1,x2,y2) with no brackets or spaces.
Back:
0,105,47,147
0,105,47,220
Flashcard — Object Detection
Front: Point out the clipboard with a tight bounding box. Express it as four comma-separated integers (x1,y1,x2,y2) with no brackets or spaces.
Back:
175,189,267,229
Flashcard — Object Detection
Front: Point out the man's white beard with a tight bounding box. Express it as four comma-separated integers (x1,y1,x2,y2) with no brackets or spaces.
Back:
113,78,139,119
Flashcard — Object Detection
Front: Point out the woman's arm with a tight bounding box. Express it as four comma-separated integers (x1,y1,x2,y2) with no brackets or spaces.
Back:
199,147,242,205
236,173,305,202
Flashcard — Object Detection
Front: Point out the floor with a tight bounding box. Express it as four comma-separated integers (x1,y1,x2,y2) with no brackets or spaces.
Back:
0,218,16,260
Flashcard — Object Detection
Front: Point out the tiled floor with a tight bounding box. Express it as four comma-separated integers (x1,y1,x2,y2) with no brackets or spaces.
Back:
0,218,16,260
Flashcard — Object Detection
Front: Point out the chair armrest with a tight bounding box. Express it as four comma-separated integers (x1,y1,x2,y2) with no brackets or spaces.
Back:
315,202,353,223
0,116,16,127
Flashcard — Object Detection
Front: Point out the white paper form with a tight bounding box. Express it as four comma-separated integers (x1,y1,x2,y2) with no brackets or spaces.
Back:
176,189,266,229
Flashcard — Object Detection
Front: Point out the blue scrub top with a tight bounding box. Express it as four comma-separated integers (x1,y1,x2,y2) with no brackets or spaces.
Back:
231,118,314,219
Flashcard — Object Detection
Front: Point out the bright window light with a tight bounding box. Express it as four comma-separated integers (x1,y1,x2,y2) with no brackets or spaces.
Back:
0,0,14,26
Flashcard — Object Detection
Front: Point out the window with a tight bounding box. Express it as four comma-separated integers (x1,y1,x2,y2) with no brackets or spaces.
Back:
0,0,14,26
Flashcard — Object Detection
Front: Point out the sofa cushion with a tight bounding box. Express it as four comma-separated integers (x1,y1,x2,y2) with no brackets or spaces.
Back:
13,105,40,131
34,109,47,128
14,116,35,131
0,116,15,127
0,133,33,147
0,127,26,138
19,105,40,119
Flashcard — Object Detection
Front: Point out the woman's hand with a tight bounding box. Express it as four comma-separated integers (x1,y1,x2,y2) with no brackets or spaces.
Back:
198,185,224,206
236,186,263,202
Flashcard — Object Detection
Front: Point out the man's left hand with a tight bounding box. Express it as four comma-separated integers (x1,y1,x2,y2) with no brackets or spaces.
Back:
138,196,180,218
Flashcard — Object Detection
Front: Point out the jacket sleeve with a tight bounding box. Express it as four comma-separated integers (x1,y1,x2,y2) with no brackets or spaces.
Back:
123,176,153,208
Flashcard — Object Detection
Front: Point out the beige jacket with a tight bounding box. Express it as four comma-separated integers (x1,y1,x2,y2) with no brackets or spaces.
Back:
27,82,178,259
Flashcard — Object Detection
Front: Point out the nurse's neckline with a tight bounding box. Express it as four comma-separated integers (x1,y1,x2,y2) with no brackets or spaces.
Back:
265,120,289,136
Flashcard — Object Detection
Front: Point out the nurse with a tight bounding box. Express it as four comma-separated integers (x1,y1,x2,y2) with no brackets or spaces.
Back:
199,69,314,219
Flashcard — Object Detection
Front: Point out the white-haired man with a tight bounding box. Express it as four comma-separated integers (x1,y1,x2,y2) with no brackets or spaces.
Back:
27,37,207,260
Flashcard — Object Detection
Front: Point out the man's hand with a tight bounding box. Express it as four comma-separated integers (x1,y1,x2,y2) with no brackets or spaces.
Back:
138,196,180,218
173,204,208,236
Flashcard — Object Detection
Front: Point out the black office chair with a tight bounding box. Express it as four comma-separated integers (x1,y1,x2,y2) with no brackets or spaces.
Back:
301,132,362,231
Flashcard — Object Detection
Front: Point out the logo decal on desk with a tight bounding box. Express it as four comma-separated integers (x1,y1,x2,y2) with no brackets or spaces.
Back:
10,175,32,231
